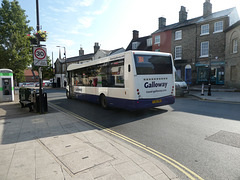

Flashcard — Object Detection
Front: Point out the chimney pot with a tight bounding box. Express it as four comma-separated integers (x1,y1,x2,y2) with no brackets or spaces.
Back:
79,47,84,56
94,42,100,53
132,30,139,40
179,6,188,22
203,0,212,17
158,17,166,29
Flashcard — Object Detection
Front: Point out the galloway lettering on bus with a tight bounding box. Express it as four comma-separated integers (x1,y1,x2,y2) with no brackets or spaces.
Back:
144,81,167,88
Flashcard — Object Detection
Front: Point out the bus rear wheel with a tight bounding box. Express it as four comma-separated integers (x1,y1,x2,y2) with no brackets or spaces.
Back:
100,94,108,109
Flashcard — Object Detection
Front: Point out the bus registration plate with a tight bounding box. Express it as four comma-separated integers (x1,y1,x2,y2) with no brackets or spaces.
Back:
152,99,162,104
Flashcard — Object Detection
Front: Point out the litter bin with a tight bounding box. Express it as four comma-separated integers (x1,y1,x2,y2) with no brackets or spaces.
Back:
31,91,48,113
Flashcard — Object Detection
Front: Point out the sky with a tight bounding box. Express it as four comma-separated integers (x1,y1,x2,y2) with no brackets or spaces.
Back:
2,0,240,64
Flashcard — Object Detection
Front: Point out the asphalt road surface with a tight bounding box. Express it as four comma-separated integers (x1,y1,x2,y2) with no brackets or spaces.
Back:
47,89,240,180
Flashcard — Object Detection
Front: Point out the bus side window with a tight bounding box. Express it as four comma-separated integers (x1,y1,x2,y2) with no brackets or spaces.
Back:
128,64,131,72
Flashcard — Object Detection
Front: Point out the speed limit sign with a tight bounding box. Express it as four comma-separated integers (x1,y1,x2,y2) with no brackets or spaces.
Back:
33,47,47,66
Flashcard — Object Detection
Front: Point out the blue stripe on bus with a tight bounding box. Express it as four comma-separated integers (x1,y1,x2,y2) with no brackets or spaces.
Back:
75,92,175,110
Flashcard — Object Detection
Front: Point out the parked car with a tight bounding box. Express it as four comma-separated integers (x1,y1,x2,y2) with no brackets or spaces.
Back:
175,74,189,97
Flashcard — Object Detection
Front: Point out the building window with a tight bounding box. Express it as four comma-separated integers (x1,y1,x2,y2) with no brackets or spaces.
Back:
214,21,223,33
155,35,160,44
175,46,182,60
233,39,238,53
200,41,209,57
175,30,182,40
201,24,209,35
132,42,139,50
147,38,152,47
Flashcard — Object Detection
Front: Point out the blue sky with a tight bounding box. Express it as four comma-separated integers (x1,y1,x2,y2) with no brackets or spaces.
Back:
3,0,240,63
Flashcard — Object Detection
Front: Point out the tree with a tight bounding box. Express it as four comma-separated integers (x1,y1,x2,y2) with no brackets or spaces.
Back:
32,56,54,80
0,0,33,84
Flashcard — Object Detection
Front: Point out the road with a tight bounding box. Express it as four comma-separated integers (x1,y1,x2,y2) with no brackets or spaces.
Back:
46,88,240,180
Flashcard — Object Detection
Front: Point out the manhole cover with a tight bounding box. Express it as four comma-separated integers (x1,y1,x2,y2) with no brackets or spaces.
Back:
206,130,240,148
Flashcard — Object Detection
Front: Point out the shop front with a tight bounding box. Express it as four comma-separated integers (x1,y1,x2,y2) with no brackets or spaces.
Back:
196,61,225,85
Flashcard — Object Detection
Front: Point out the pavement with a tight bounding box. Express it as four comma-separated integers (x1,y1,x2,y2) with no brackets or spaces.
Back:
0,93,180,180
189,85,240,103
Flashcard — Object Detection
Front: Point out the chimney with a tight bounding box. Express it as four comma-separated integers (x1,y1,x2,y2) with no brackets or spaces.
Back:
79,47,84,56
158,17,166,29
94,42,100,53
132,30,139,40
179,6,188,22
203,0,212,17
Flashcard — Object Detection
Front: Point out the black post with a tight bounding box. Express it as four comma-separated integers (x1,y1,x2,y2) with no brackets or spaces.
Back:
36,0,40,32
208,55,212,96
36,0,43,113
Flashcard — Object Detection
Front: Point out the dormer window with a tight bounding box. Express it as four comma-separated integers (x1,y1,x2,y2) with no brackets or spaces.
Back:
147,38,152,47
132,42,140,50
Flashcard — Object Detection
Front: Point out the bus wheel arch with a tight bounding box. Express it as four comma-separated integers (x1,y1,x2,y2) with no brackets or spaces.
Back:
100,94,108,109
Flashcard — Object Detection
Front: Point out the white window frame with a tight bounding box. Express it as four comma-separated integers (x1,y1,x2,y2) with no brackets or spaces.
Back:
233,39,238,53
201,24,209,35
200,41,209,57
175,46,182,60
175,30,182,40
154,35,160,44
214,21,223,33
132,42,139,50
147,38,152,47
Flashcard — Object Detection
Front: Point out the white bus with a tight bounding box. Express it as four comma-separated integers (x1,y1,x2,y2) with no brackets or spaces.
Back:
66,51,175,110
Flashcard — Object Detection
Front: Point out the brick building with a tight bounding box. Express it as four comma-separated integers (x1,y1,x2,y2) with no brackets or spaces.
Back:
225,21,240,89
150,0,239,85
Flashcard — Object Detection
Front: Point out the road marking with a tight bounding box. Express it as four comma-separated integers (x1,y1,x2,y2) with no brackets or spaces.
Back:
49,102,204,180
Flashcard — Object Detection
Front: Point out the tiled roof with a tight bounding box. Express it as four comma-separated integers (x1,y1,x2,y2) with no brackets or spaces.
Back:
66,53,94,63
152,7,237,34
24,69,39,76
126,35,152,51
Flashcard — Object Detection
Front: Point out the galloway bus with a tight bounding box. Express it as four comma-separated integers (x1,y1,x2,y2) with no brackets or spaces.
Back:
66,50,175,110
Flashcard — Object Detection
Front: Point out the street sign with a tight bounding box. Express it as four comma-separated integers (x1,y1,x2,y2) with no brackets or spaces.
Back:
33,47,47,66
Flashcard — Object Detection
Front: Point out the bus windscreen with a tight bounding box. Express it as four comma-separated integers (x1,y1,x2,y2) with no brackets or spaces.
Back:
134,55,172,75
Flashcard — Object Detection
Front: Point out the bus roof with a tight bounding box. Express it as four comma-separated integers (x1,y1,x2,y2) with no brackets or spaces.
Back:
67,50,172,72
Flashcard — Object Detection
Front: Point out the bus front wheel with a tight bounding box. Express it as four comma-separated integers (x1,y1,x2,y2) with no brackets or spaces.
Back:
100,94,108,109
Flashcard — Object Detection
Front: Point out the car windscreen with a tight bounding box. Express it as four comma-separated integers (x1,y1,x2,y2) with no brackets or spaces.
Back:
134,55,172,75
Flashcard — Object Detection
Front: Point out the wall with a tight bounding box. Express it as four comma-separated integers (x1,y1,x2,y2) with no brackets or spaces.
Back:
152,31,172,53
225,23,240,89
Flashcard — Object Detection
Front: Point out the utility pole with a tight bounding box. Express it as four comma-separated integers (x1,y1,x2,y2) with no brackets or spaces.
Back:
36,0,43,113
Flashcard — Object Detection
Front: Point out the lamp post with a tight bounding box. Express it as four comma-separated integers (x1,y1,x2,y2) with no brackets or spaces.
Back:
56,46,66,87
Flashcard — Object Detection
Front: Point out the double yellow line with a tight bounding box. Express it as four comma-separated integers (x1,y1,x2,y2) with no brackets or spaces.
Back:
49,102,204,180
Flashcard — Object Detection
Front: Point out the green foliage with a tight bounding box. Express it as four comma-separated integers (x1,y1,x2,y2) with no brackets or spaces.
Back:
0,0,33,84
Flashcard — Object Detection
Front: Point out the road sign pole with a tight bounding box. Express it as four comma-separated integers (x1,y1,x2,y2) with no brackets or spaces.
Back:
36,0,43,114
